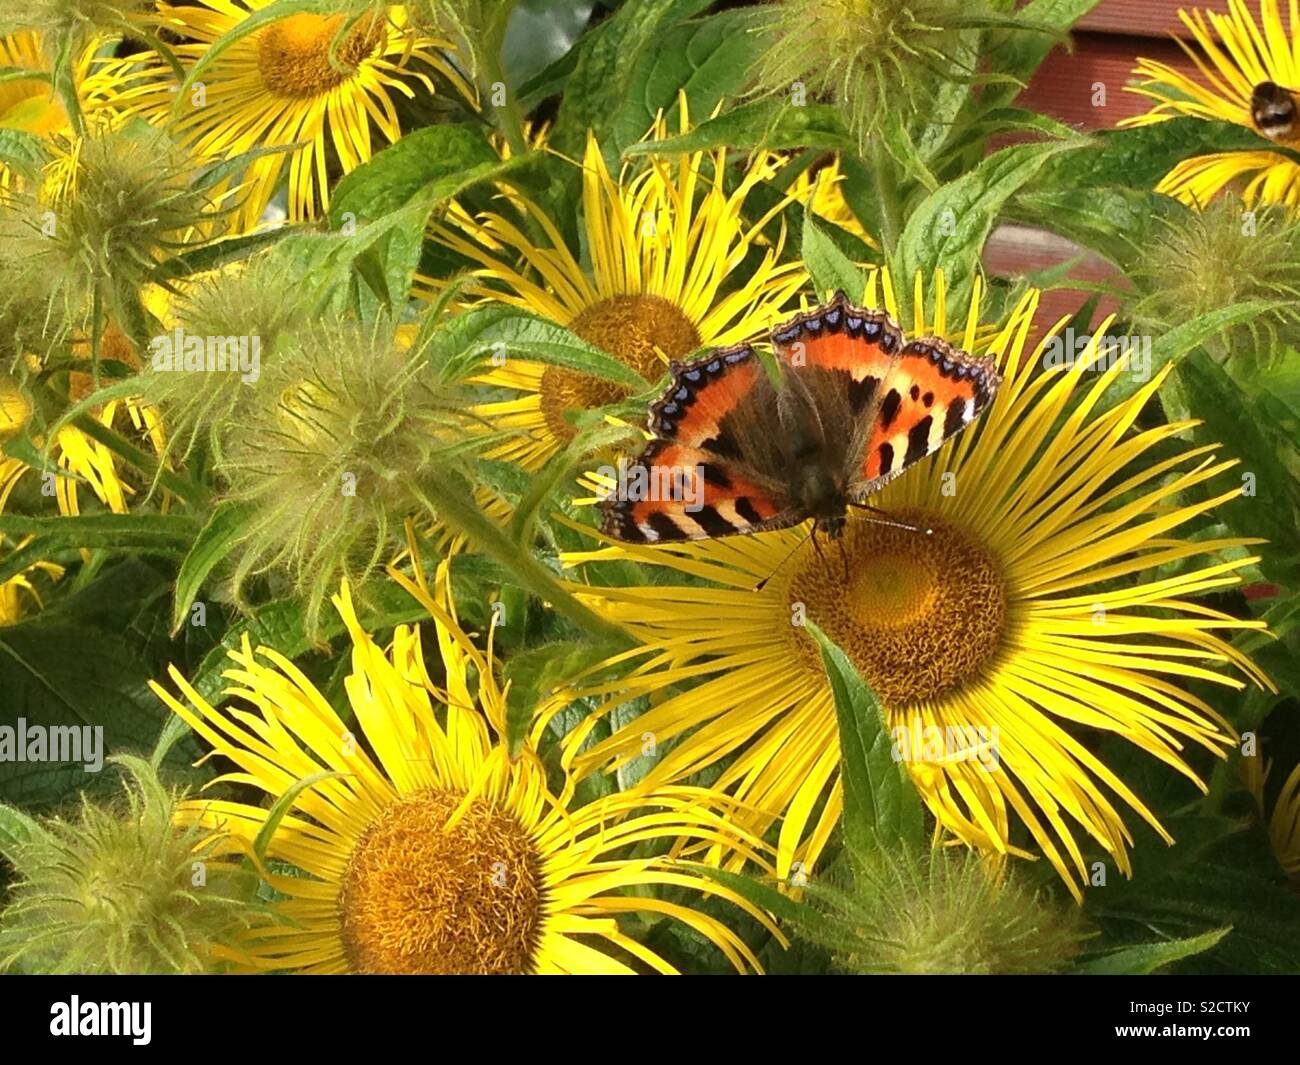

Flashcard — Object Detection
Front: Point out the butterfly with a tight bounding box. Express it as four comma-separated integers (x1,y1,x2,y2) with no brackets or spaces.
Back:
1251,80,1299,142
600,290,1001,544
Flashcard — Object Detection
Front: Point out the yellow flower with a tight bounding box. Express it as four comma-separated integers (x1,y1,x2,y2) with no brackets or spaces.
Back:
556,269,1272,900
420,105,808,470
0,32,69,139
1245,754,1300,879
1122,0,1300,211
792,156,877,248
150,564,778,974
0,30,120,185
0,535,62,626
93,3,472,231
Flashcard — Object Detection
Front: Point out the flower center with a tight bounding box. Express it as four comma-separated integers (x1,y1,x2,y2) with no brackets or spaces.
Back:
257,13,384,100
338,789,543,975
787,509,1007,706
538,294,701,443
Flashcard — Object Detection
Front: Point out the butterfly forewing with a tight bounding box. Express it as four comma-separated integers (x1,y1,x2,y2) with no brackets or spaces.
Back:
853,336,1000,494
601,348,803,542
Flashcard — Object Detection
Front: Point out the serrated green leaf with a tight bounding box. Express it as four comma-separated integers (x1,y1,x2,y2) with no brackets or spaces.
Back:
1101,300,1282,409
328,124,517,224
171,501,253,634
1075,927,1231,975
622,100,852,156
550,0,714,156
425,304,649,388
802,216,867,304
606,7,768,159
503,639,620,756
892,140,1084,319
0,127,51,178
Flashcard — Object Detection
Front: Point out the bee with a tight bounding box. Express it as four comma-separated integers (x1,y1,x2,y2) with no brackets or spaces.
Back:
1250,80,1300,142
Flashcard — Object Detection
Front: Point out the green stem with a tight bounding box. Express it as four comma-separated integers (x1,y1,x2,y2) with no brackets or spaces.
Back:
72,414,210,509
90,286,103,393
415,477,631,649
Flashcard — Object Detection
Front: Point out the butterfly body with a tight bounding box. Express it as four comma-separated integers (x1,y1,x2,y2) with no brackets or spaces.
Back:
601,291,1001,544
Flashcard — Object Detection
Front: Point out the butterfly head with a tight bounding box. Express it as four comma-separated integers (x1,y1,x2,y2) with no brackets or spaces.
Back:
1251,81,1298,141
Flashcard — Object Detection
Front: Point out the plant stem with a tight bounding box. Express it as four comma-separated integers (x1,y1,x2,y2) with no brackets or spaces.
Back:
415,477,632,649
72,414,209,509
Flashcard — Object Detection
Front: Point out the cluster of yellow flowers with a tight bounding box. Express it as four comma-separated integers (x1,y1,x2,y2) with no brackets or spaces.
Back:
1,0,1297,976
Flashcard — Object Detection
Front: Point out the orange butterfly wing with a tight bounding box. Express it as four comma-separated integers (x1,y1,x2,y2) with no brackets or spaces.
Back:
858,338,1000,486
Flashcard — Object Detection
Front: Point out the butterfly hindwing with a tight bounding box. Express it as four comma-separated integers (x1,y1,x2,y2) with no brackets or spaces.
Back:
855,336,1000,490
603,355,801,542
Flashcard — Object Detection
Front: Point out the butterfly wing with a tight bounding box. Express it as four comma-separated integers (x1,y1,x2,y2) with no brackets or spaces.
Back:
600,347,805,543
770,290,905,418
852,336,1001,495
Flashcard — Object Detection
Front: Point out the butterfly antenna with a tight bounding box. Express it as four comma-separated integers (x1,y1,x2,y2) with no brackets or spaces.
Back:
754,525,815,592
848,503,934,535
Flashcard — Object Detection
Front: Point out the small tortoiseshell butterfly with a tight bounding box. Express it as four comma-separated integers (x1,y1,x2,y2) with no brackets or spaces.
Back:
601,290,1002,543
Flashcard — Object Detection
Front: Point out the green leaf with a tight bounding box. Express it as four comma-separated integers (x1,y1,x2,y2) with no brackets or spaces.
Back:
268,200,428,315
1036,117,1283,193
155,227,304,282
171,501,253,635
802,216,867,304
328,124,521,224
806,622,924,857
0,592,184,808
0,127,50,178
684,862,843,941
1074,927,1231,975
893,140,1085,320
425,304,649,389
987,0,1103,99
1177,350,1300,582
1100,300,1282,409
253,771,345,863
606,6,768,159
0,513,198,554
622,100,852,156
503,640,620,757
1013,186,1178,260
550,0,714,156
